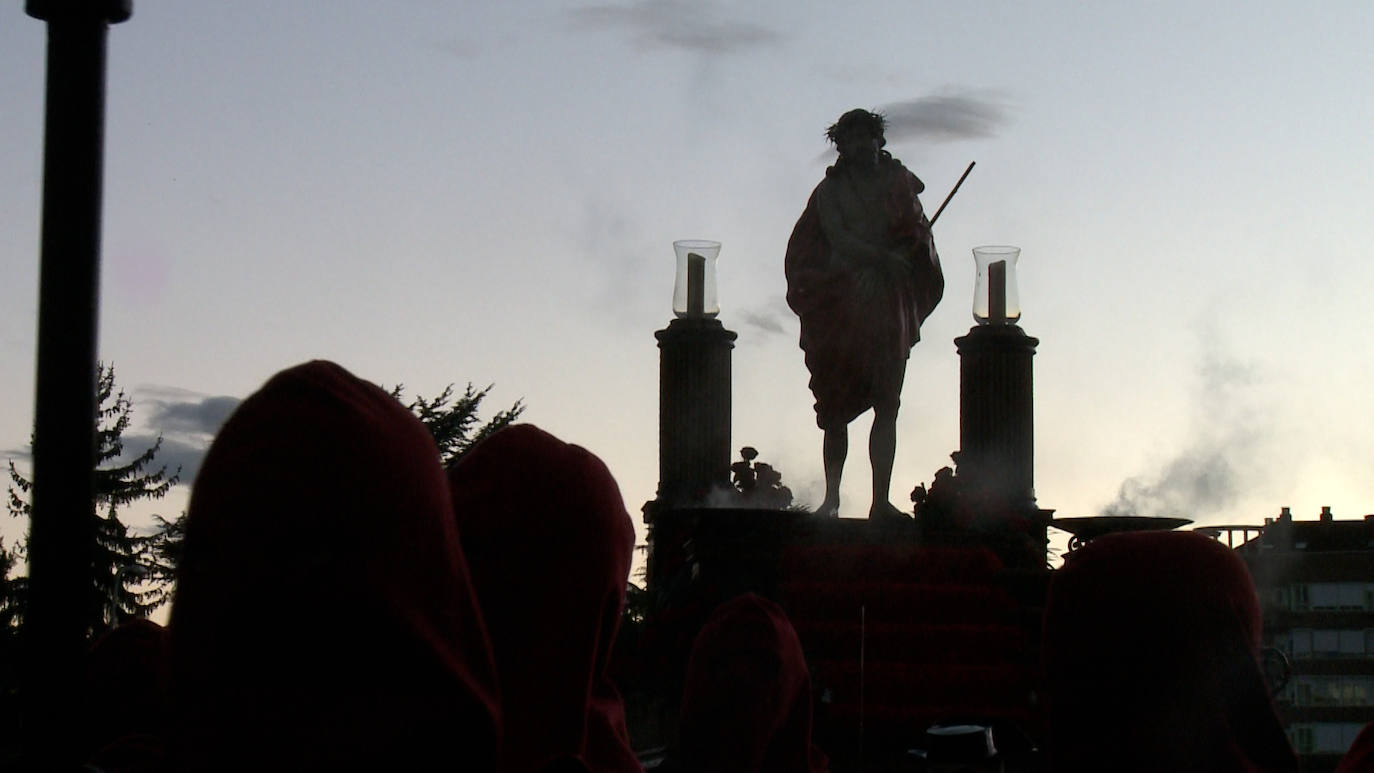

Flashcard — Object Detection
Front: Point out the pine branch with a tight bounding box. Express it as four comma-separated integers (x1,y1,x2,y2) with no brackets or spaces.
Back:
387,381,525,468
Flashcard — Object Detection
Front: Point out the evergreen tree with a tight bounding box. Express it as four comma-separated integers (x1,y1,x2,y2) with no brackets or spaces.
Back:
0,539,23,634
140,512,185,600
0,538,22,663
0,537,21,766
5,363,180,637
388,383,524,467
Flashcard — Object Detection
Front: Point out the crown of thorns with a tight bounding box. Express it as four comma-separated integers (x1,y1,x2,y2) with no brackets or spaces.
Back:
826,109,887,146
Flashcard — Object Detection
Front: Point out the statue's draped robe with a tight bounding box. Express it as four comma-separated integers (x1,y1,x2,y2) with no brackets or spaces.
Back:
785,158,943,427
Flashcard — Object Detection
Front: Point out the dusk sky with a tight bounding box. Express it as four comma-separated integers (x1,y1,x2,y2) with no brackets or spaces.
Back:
4,2,1373,563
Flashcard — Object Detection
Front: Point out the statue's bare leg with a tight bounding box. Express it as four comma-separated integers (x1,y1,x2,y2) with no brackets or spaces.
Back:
869,363,908,520
819,424,847,517
868,405,901,518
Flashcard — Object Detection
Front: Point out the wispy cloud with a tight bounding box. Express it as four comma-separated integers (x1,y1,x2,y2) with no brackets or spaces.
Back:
131,388,242,487
567,0,783,54
878,90,1011,144
740,309,787,336
145,394,240,437
3,390,238,483
739,296,793,337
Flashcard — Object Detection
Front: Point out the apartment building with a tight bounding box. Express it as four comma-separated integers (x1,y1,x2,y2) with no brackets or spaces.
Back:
1233,507,1374,771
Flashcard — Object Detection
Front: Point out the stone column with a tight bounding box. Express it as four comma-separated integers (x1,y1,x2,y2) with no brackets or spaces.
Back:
954,323,1039,511
653,317,737,508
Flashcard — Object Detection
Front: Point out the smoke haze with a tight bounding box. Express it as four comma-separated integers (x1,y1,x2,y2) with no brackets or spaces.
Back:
1099,337,1272,521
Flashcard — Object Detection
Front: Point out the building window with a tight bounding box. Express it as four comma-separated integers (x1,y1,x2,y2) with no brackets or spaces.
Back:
1313,629,1340,655
1291,629,1312,658
1344,678,1373,707
1290,584,1310,612
1316,723,1366,754
1340,629,1365,655
1294,679,1313,706
1290,725,1313,754
1310,582,1366,610
1289,676,1374,707
1291,722,1366,754
1286,629,1374,659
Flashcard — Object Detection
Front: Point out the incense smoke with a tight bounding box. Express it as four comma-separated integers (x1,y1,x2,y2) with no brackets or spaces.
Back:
1098,339,1272,521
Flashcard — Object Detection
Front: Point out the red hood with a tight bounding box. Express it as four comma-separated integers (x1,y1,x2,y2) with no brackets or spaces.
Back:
448,423,639,772
169,360,500,770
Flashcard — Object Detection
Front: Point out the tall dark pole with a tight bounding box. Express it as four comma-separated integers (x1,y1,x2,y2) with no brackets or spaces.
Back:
23,1,130,767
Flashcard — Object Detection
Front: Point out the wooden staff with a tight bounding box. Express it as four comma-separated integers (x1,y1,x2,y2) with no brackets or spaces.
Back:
930,161,975,226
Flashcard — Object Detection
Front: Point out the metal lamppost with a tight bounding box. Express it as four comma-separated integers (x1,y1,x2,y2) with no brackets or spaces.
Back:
23,0,131,766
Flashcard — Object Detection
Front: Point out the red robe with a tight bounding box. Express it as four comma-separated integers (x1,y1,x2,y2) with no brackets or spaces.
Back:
169,361,501,771
679,593,829,773
1043,531,1299,772
785,156,943,427
448,424,642,773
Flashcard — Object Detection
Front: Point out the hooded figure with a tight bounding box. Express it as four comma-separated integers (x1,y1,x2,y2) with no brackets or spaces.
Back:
1042,530,1297,772
678,593,828,773
168,360,501,771
447,424,641,773
82,618,171,772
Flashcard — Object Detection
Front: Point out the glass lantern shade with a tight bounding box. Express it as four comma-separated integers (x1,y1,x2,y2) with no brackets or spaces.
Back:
971,245,1021,325
672,240,721,318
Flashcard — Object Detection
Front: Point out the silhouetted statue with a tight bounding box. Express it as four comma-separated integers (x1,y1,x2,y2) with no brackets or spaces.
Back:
785,108,943,520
